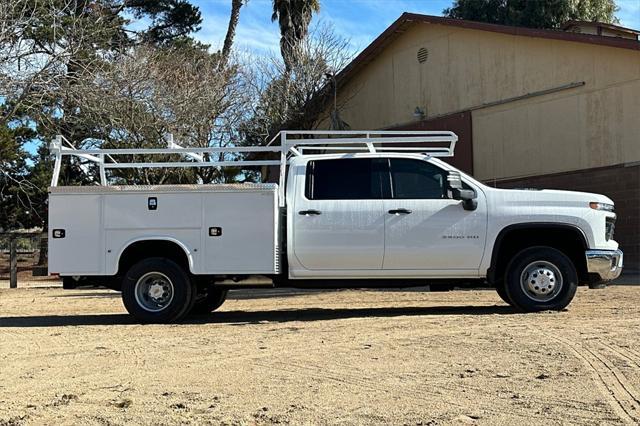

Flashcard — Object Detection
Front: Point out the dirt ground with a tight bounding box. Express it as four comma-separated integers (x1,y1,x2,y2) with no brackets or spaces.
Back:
1,285,640,425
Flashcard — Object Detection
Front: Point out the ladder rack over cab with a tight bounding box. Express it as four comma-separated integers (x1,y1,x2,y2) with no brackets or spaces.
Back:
48,130,622,323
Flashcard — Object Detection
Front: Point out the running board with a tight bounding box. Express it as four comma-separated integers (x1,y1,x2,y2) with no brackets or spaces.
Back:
215,276,275,288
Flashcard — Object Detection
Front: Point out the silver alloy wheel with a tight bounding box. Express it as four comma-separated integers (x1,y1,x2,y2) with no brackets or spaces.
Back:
520,260,563,302
134,272,175,312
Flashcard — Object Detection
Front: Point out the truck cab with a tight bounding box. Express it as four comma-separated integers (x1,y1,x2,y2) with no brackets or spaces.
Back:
47,131,623,323
287,153,487,278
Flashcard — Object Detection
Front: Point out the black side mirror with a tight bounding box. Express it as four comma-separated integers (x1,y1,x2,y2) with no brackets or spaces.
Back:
447,171,478,211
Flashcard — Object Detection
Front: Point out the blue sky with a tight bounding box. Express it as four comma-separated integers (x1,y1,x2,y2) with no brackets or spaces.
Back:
192,0,640,57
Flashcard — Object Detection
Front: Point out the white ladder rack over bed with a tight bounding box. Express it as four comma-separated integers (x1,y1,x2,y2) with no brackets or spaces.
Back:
49,130,458,206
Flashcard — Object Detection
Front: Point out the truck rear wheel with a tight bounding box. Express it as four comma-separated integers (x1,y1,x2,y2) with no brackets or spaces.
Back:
504,246,578,312
190,288,228,315
122,257,196,323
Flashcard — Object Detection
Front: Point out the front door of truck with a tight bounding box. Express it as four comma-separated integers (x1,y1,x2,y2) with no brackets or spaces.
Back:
293,158,385,270
382,158,487,271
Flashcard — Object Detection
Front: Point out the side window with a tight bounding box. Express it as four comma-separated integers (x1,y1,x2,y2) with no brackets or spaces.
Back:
305,158,381,200
389,159,446,199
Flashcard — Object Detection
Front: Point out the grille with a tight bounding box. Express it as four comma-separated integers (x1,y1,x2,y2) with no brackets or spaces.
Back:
606,217,616,241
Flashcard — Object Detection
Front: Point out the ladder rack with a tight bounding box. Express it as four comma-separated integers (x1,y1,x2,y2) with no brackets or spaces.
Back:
50,130,458,205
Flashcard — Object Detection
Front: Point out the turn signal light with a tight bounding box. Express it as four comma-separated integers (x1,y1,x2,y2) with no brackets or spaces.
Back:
589,202,614,212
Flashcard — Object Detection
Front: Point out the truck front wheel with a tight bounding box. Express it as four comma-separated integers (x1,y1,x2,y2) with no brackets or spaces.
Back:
494,281,514,306
122,258,196,323
504,247,578,312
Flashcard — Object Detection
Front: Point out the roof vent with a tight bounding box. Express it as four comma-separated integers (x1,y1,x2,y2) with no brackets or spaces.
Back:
417,47,429,64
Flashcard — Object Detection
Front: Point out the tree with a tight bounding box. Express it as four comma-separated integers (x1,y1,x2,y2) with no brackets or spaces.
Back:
243,25,351,137
0,121,40,230
221,0,245,66
239,25,351,181
0,0,203,126
0,0,205,231
127,0,202,44
443,0,619,29
60,39,250,185
271,0,320,72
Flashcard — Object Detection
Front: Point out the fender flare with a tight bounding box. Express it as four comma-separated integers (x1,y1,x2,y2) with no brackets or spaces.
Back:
487,222,588,283
113,236,195,275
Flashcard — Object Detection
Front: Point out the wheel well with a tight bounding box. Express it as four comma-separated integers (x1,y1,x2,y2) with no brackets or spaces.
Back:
489,225,588,284
117,240,190,279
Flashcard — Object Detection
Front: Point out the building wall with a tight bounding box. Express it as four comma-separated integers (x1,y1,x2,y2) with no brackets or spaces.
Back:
388,112,474,174
472,76,640,181
328,22,640,179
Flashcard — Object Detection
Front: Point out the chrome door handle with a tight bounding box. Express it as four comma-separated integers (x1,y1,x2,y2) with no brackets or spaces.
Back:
299,209,321,216
388,208,412,215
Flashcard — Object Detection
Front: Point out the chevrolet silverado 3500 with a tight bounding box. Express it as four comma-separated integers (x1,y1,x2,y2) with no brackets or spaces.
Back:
48,131,623,323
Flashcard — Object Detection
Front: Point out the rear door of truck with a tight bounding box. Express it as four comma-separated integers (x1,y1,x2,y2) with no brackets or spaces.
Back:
292,157,385,270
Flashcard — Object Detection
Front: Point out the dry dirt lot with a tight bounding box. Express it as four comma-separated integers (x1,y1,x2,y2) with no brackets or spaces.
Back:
1,285,640,425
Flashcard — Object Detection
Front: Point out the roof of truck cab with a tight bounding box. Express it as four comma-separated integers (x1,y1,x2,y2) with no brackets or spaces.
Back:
289,152,436,164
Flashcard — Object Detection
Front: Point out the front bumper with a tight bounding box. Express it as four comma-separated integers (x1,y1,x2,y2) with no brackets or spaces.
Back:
586,249,624,282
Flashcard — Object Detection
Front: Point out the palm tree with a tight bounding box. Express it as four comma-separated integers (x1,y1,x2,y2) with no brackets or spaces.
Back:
220,0,244,66
271,0,320,72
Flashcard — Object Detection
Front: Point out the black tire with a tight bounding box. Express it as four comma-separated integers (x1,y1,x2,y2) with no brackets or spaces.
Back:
121,257,196,323
504,246,578,312
190,288,228,315
494,280,513,306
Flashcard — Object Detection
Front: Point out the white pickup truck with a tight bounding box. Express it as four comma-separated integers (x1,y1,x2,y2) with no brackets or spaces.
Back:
48,131,623,323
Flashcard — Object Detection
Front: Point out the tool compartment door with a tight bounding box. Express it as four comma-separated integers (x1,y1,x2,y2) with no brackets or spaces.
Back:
203,190,278,274
48,193,103,275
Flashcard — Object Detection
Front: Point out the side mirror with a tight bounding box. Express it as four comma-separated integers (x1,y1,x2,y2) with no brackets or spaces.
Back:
446,171,478,211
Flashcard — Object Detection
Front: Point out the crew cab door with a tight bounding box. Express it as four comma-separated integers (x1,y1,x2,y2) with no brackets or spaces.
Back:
292,158,385,270
382,158,487,271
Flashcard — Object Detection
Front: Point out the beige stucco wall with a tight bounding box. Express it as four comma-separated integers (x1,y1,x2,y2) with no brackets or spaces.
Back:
323,22,640,180
473,74,640,180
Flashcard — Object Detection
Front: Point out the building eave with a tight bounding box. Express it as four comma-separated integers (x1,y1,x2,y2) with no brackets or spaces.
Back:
561,20,640,36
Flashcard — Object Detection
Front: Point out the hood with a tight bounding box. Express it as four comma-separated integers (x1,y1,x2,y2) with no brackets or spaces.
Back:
487,187,614,208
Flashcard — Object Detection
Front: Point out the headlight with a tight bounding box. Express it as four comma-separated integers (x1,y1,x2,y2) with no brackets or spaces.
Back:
589,202,614,212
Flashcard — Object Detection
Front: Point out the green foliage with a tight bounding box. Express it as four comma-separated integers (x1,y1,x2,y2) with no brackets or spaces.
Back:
0,121,42,230
127,0,202,44
443,0,619,28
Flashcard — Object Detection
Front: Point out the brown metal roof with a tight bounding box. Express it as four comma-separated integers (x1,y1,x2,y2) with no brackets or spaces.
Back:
335,13,640,89
561,20,640,36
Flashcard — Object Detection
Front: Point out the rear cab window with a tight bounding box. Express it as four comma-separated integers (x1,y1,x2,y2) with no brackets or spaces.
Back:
305,158,382,200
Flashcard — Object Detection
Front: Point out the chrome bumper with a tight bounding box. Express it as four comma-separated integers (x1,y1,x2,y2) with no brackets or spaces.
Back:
586,249,624,282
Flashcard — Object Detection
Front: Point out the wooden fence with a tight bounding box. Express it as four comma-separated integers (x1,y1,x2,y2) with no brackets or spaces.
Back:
0,232,47,288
